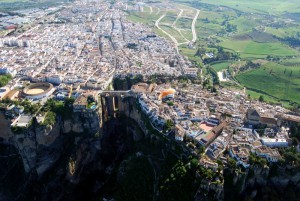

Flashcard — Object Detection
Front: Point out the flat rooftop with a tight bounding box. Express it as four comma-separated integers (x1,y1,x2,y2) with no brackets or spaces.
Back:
12,115,33,127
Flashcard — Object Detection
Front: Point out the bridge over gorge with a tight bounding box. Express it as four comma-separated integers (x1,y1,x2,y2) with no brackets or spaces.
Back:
98,90,136,116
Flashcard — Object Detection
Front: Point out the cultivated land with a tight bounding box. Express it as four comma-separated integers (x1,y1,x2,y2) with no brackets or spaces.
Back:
189,0,300,15
220,39,298,58
236,62,300,103
0,0,71,12
211,62,231,72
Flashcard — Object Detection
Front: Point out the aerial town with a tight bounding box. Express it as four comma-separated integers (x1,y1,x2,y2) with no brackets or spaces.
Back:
1,0,300,200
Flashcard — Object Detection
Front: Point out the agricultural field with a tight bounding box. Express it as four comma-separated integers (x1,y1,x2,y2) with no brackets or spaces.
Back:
230,17,259,33
0,0,71,12
220,39,298,58
280,58,300,66
179,45,202,63
236,62,300,104
211,62,231,72
160,24,187,43
177,0,300,15
126,11,159,26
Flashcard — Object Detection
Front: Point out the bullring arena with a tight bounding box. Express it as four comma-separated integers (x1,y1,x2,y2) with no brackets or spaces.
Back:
22,82,54,100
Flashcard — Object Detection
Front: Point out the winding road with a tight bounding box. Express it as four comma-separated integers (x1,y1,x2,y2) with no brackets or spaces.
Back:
173,9,183,26
192,9,200,42
154,7,200,52
155,14,179,53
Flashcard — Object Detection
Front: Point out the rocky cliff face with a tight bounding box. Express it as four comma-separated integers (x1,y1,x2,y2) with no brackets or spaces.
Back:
0,97,149,201
223,164,300,201
6,106,102,177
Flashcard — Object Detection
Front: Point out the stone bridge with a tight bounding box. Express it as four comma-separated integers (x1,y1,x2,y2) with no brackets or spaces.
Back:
98,90,135,98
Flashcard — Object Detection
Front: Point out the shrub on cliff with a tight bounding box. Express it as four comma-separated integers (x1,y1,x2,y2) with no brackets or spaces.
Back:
249,153,267,167
41,111,56,127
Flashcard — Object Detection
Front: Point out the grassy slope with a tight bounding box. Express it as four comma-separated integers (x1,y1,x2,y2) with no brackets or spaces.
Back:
0,0,71,12
126,11,159,26
211,62,231,71
220,39,298,58
160,24,187,43
236,62,300,103
179,45,202,63
191,0,300,14
231,17,258,33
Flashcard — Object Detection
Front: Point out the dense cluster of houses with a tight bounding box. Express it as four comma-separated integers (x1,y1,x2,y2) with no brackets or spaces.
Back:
132,82,300,168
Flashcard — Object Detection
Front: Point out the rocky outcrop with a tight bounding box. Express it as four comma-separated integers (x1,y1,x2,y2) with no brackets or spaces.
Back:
0,113,14,141
7,106,102,176
224,164,300,200
196,179,224,201
269,166,300,188
245,165,269,188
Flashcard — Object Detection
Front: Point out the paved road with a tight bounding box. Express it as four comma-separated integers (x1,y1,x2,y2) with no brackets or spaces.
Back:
155,14,179,53
173,9,183,26
156,7,160,15
192,9,200,42
172,9,190,44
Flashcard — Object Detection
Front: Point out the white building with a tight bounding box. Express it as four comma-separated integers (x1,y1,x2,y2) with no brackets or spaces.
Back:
0,67,16,77
253,146,282,163
47,75,62,85
261,138,288,148
184,68,198,77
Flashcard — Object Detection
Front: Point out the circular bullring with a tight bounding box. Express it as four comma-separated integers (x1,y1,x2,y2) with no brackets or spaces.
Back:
23,82,53,100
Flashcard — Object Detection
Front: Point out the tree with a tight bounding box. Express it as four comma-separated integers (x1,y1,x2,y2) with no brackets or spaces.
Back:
290,123,300,141
227,157,237,169
291,137,299,146
259,95,264,102
190,158,199,170
195,47,206,56
87,95,94,103
0,75,12,87
42,111,56,127
249,153,267,167
199,146,205,155
164,119,174,132
65,97,75,106
167,101,174,106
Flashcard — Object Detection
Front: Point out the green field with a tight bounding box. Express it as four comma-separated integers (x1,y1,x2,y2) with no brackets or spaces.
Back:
126,11,159,26
176,17,192,30
178,0,300,14
211,62,231,71
231,17,259,33
0,0,29,2
280,58,300,66
181,29,193,41
0,0,70,12
160,25,187,43
220,39,298,58
179,45,202,63
236,62,300,103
